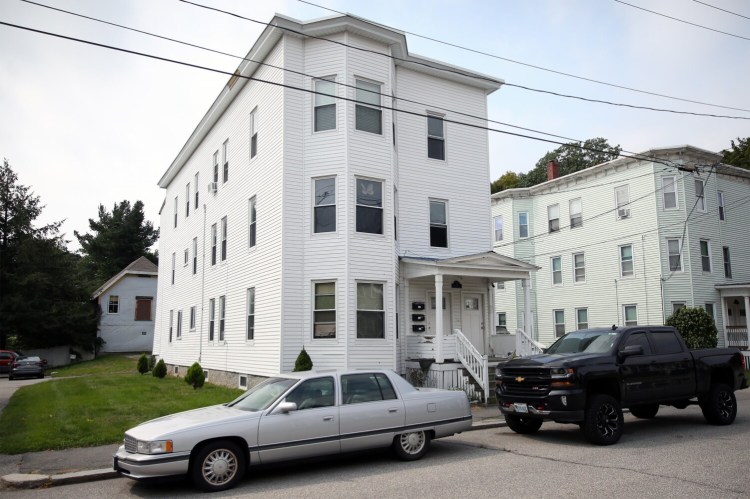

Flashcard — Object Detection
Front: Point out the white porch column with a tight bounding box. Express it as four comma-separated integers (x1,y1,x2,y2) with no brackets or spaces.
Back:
523,277,532,339
720,297,729,347
435,274,444,363
745,296,750,348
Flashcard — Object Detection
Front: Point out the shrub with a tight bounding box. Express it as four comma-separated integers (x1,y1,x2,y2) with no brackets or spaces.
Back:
293,348,313,372
137,354,149,375
665,307,718,349
184,362,205,389
148,355,156,371
152,359,167,378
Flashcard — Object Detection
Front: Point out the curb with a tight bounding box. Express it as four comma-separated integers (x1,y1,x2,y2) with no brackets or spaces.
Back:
1,468,118,489
469,419,507,431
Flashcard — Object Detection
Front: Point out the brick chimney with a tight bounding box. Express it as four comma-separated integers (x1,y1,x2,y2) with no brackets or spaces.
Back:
547,160,560,181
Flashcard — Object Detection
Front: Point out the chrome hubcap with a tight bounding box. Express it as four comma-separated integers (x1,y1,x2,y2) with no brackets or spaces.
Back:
202,449,237,485
717,390,734,419
596,403,619,438
400,431,425,454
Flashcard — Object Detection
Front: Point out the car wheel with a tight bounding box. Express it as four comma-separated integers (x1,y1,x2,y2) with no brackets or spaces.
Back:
393,430,430,461
583,394,623,445
8,375,13,381
191,440,246,492
504,414,543,434
629,404,658,419
699,383,736,426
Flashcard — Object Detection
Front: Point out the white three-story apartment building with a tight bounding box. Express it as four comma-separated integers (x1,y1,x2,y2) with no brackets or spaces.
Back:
492,145,750,357
153,13,535,396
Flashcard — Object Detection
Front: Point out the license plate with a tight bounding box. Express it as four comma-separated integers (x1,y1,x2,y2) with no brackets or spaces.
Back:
514,403,528,414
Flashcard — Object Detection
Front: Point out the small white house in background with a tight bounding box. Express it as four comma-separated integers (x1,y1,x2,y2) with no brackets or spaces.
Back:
93,256,158,353
491,145,750,361
152,12,536,401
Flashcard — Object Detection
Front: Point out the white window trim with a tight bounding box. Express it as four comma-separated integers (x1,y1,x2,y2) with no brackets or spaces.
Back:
717,191,725,221
183,248,189,267
185,183,190,217
553,309,565,337
210,223,217,266
573,252,586,283
176,310,183,339
550,256,563,286
248,197,257,249
222,139,229,183
354,176,385,237
189,306,196,331
575,307,589,330
695,178,706,213
662,175,678,210
619,244,635,278
173,196,178,228
615,185,631,220
356,280,386,341
239,375,248,390
426,112,445,161
246,287,255,342
219,295,226,342
249,108,258,160
313,176,336,235
569,198,582,228
213,150,219,184
700,239,712,273
667,238,683,272
313,280,337,340
313,76,337,133
354,77,384,136
220,216,228,262
547,204,560,233
623,304,638,326
208,298,215,343
493,215,503,242
194,172,200,209
429,198,449,249
518,211,529,239
107,296,119,314
672,301,687,314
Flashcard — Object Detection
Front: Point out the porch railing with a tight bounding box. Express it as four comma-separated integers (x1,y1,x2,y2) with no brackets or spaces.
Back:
454,329,489,404
726,326,749,349
516,328,546,357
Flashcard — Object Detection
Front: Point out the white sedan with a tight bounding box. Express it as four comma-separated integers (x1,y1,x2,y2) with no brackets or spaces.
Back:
114,369,472,492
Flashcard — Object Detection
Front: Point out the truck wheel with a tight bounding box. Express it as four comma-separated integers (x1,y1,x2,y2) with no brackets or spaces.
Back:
629,404,658,419
699,383,736,425
583,394,623,445
505,414,543,434
191,440,246,492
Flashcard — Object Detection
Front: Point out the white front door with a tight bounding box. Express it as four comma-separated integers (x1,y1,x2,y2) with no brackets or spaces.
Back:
462,294,484,353
427,292,452,336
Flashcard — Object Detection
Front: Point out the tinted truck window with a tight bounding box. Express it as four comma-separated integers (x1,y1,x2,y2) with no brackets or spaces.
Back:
650,331,683,354
622,332,652,355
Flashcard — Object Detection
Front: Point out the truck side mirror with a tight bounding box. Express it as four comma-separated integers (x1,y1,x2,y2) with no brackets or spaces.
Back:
619,345,643,360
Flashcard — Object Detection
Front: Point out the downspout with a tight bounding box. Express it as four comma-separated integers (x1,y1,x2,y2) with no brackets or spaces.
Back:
198,203,207,362
614,279,620,325
641,235,650,323
659,277,666,324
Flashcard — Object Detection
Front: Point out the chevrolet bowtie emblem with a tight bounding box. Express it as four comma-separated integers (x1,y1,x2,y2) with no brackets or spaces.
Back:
515,376,525,382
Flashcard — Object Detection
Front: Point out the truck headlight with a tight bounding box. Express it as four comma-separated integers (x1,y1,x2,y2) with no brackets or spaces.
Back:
137,440,173,454
550,367,577,388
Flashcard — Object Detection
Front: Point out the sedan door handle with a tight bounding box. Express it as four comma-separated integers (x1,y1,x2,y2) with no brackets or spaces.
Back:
388,408,399,413
323,416,334,421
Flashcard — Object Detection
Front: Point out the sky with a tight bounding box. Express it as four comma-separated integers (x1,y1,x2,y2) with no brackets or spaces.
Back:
1,0,749,251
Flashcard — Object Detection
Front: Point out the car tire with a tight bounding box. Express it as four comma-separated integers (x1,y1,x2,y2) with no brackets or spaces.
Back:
504,414,543,434
699,383,736,426
8,375,13,381
629,404,659,419
190,440,246,492
393,430,431,461
583,394,624,445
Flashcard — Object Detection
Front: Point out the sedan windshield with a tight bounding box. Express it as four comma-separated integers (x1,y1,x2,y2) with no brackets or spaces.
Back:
227,377,297,412
546,331,619,355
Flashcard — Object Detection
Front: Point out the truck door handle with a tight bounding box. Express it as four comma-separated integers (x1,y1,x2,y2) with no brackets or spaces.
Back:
323,416,334,421
388,408,399,413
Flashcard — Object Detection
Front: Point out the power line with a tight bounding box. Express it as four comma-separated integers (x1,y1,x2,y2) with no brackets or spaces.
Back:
614,0,750,42
693,0,750,21
178,0,750,121
298,0,750,114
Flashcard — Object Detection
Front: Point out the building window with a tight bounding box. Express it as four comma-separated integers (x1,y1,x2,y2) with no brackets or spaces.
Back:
723,246,732,278
108,295,119,314
171,253,176,284
213,151,219,184
497,312,507,331
176,310,183,339
357,282,384,339
694,179,706,213
700,240,711,272
314,77,336,132
219,295,226,341
239,375,248,389
427,114,445,160
185,183,190,217
248,197,257,247
576,308,589,330
189,306,196,330
551,256,562,285
615,185,630,219
493,215,503,242
663,176,677,209
553,310,565,337
249,109,258,159
173,196,178,228
356,178,383,234
620,244,634,277
355,79,382,134
705,303,715,322
135,297,152,321
194,172,199,209
246,288,255,341
211,223,217,266
169,310,173,342
394,186,398,241
314,282,336,339
429,200,448,248
221,216,227,261
573,252,585,282
518,212,529,239
314,178,336,233
208,298,215,342
548,204,560,233
222,139,229,183
184,248,189,266
192,238,198,274
623,305,638,326
672,302,686,314
717,191,725,220
667,239,682,272
569,198,582,228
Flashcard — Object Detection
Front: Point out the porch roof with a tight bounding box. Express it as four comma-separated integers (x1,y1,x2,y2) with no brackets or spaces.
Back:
715,283,750,298
400,251,538,282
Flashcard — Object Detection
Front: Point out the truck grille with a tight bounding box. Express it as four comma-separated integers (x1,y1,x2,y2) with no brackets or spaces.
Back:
499,368,551,396
124,434,137,454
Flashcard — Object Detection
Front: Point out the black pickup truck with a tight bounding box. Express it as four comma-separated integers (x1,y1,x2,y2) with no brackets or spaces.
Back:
496,326,748,445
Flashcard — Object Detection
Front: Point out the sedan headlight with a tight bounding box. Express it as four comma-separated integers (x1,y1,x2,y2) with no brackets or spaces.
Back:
136,439,173,454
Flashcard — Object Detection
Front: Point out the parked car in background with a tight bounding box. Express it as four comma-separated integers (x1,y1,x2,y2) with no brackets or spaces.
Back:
13,351,48,367
9,356,45,380
114,369,472,492
0,350,19,374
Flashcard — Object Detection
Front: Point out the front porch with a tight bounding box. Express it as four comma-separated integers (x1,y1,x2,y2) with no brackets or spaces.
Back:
716,284,750,353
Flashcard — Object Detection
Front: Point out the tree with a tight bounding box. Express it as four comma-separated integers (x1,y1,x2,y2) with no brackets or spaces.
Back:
721,137,750,170
185,362,206,389
75,200,159,284
490,171,520,194
665,307,718,349
293,348,313,372
137,354,149,374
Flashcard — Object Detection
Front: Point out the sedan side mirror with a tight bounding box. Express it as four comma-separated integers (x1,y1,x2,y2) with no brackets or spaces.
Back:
618,344,643,360
277,401,298,414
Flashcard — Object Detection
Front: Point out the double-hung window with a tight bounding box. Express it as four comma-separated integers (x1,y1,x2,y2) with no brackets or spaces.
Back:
185,184,190,217
184,249,189,266
548,204,559,233
189,306,196,330
248,197,257,247
210,223,217,265
695,179,706,212
620,244,634,277
314,178,336,233
429,200,448,248
427,114,445,160
222,139,229,183
573,253,585,282
208,298,215,341
314,77,336,132
551,256,562,285
219,295,226,341
700,240,711,272
171,253,176,284
723,246,732,278
355,79,382,134
169,310,174,342
108,296,119,314
249,109,258,159
357,282,384,339
553,310,565,337
173,197,178,228
623,305,638,326
221,216,227,261
194,172,199,208
518,212,529,238
576,308,589,330
356,178,383,234
213,151,219,184
176,310,183,339
717,191,725,220
493,215,503,242
314,282,336,339
663,176,677,209
192,237,198,274
615,185,630,219
667,239,682,272
569,198,582,228
246,288,255,340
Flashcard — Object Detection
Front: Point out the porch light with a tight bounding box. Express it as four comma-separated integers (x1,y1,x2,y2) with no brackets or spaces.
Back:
451,280,462,289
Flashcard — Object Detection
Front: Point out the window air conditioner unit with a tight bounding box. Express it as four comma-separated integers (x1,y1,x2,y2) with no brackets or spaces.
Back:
207,182,218,194
618,208,630,219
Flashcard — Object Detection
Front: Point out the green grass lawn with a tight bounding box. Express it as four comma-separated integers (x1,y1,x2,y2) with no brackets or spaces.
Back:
0,355,244,454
